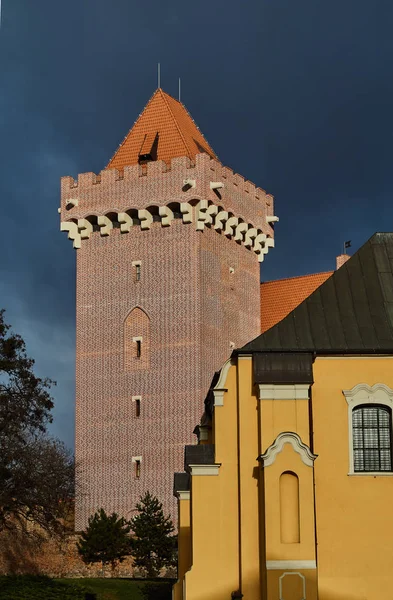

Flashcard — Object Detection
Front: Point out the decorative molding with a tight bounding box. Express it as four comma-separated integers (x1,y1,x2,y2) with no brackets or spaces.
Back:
188,464,220,476
131,456,142,462
118,212,133,233
61,201,275,262
266,215,279,224
60,221,81,249
97,215,112,236
258,384,310,401
343,383,393,405
78,218,93,240
159,205,174,227
234,222,248,242
132,336,143,342
65,198,79,209
279,572,306,600
138,209,153,230
210,181,224,191
132,395,142,403
213,358,235,407
198,427,209,441
267,560,316,570
258,432,317,468
214,210,228,231
131,260,141,266
175,490,190,500
343,383,393,475
180,202,193,224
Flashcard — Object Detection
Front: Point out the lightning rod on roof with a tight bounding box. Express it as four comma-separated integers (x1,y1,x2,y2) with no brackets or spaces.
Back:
178,78,181,102
157,63,161,89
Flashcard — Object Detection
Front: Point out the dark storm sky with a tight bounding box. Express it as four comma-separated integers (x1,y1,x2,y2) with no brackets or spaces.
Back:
0,0,392,448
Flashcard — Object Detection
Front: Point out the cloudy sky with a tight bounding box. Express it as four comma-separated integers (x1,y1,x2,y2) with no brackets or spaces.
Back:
0,0,392,448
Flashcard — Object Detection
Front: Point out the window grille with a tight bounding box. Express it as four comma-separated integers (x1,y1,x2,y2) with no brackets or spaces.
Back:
352,405,392,472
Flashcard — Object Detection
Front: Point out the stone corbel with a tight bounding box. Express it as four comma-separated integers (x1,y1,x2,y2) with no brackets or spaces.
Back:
159,205,174,227
224,216,239,237
244,227,258,248
78,218,93,240
60,221,81,249
214,210,229,231
97,215,113,236
118,212,133,233
253,232,267,254
234,222,248,242
180,202,193,224
138,209,153,230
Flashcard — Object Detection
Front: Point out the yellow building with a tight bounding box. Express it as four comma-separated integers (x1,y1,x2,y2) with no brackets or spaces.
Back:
173,233,393,600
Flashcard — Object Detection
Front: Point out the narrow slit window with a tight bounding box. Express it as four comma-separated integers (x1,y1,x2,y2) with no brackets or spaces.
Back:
135,398,141,417
135,264,141,282
135,460,141,479
136,340,141,358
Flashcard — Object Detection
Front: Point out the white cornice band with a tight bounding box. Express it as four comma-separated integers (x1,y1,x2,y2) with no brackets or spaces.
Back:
258,384,310,401
266,560,316,570
175,491,190,501
188,464,220,476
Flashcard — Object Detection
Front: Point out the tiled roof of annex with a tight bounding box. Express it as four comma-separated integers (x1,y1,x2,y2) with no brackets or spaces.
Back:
260,271,333,333
107,88,218,171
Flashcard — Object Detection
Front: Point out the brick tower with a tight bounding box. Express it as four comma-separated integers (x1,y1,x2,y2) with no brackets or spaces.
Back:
60,89,277,529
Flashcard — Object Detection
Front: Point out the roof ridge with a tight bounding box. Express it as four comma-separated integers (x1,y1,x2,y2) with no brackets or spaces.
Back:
159,89,193,161
261,271,334,285
106,89,161,169
165,91,219,161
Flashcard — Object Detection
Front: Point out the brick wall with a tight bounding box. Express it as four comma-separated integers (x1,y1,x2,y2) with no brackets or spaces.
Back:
62,154,274,530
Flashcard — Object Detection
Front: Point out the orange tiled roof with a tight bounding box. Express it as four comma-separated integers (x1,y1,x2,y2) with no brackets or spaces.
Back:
260,271,334,333
107,88,218,171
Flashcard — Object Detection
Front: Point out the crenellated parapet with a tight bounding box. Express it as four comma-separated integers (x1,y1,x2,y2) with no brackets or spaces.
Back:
60,153,277,235
60,153,277,260
60,198,275,261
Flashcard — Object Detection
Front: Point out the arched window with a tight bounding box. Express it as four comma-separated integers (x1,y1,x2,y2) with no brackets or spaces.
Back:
124,308,150,371
352,405,392,472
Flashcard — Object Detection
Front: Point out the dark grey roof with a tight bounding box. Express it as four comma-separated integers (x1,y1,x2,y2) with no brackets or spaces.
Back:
173,472,190,497
184,444,215,472
240,233,393,354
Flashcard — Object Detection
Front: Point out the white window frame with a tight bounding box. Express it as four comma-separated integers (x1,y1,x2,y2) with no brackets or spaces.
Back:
343,383,393,476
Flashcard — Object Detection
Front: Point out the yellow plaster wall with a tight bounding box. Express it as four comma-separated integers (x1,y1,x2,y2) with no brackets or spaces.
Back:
237,357,262,599
173,498,191,600
260,398,310,453
184,363,239,600
263,444,316,563
313,356,393,600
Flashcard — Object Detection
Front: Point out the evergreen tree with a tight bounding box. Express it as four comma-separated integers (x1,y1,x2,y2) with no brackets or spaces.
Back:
77,508,131,571
130,492,176,577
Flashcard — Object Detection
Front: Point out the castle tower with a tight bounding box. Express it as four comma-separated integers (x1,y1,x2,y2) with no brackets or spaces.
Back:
60,89,277,529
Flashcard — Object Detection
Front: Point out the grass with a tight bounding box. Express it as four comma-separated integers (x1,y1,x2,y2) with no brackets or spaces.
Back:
0,576,174,600
67,578,174,600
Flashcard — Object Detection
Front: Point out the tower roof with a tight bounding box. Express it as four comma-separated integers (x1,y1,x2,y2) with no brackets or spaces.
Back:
107,88,218,171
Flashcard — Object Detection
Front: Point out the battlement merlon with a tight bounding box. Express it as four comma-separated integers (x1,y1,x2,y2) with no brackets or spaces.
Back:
60,153,276,236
